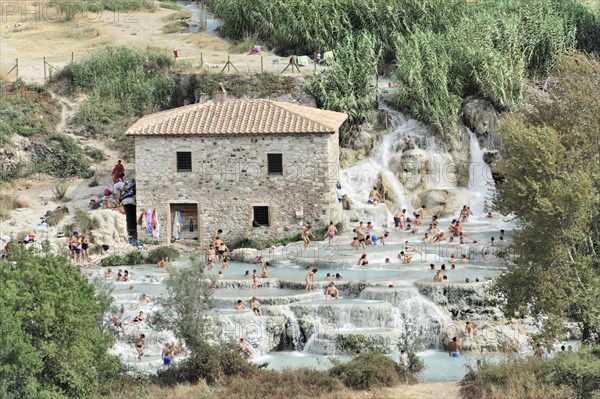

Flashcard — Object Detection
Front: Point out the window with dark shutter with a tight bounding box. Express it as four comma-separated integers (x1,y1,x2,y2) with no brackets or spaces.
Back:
177,152,192,172
253,206,269,227
267,153,283,175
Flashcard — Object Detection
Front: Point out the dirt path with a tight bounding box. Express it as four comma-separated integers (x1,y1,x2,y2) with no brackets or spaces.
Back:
0,1,326,82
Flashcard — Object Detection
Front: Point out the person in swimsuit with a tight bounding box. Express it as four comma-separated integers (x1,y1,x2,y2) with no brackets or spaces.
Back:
465,321,475,336
368,186,383,205
399,251,413,263
69,232,81,264
81,234,90,262
157,256,170,268
325,282,339,300
486,211,494,219
449,337,461,357
460,254,470,263
434,270,442,281
358,254,369,266
448,254,457,264
106,268,113,280
250,297,262,317
221,256,230,269
399,350,410,369
123,270,130,282
239,338,252,356
135,334,145,360
394,209,406,229
131,293,150,309
252,270,259,289
302,225,314,250
116,269,123,282
261,264,269,278
326,222,337,248
373,232,389,245
111,315,124,335
132,311,145,324
355,227,367,250
305,268,317,291
162,343,172,366
217,242,229,263
335,273,342,279
325,273,332,281
235,299,246,311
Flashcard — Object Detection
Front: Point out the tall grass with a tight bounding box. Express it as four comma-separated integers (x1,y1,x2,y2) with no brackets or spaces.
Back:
206,0,600,136
52,47,175,159
309,32,380,143
49,0,156,21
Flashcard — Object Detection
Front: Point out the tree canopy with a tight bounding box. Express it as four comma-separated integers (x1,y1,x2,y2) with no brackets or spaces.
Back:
0,246,120,398
494,51,600,344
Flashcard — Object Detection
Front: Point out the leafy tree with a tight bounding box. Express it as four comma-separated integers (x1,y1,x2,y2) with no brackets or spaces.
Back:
494,51,600,345
0,246,120,398
153,255,256,385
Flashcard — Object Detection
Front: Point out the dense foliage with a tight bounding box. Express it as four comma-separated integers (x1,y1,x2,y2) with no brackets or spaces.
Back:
0,80,61,144
0,247,119,398
51,46,175,159
329,352,401,389
207,0,600,136
153,255,257,385
309,33,381,143
494,51,600,344
461,347,600,399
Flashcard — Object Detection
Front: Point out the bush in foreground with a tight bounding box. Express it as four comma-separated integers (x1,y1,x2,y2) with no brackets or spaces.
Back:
329,352,400,390
461,348,600,399
0,247,120,398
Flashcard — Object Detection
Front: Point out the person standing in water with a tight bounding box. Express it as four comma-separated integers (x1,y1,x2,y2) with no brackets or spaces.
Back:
326,222,337,249
305,268,317,291
399,350,410,368
135,334,145,360
252,269,259,289
449,337,461,357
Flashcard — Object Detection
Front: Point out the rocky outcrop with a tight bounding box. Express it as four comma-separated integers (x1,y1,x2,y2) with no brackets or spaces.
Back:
416,280,504,321
462,98,502,150
417,188,471,217
442,320,528,353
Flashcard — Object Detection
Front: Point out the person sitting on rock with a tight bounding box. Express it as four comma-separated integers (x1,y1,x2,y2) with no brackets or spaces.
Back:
368,187,384,205
399,251,413,264
325,282,339,300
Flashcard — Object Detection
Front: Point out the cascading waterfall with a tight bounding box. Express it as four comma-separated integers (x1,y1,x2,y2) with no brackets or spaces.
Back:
339,107,415,213
468,129,494,215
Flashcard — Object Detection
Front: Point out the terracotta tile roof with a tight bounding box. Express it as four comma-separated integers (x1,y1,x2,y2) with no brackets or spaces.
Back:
126,99,348,136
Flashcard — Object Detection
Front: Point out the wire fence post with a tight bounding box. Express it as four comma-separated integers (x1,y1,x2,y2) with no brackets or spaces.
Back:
43,57,46,80
71,52,74,64
15,59,18,78
261,56,263,74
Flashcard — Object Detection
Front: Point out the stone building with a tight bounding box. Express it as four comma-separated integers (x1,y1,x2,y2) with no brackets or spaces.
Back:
127,98,347,244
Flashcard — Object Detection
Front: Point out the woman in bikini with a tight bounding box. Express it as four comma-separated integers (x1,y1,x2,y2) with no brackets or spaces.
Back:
305,268,317,291
132,311,145,324
326,222,337,248
302,225,314,249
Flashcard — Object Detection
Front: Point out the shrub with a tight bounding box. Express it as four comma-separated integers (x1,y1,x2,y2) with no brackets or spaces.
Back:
461,348,600,399
99,251,145,267
0,195,29,218
329,352,400,390
49,0,155,21
156,342,257,386
0,79,60,145
37,133,92,178
212,368,345,399
145,245,179,263
45,207,69,227
52,181,69,201
161,10,192,22
85,146,106,161
159,1,183,11
74,209,100,234
162,20,190,34
51,46,175,159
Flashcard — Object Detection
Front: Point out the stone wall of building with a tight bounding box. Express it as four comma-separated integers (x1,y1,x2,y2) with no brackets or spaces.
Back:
135,132,341,244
